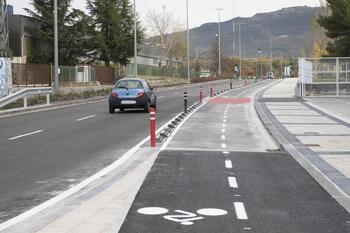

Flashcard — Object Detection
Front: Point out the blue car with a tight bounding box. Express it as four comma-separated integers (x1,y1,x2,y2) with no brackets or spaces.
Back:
108,78,157,113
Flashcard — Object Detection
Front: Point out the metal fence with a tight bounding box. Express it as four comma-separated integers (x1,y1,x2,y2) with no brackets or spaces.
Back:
126,64,193,79
12,63,51,87
12,64,116,87
298,57,350,97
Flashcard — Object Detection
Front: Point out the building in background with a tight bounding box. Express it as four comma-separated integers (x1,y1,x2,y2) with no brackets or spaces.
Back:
130,43,182,68
8,13,48,64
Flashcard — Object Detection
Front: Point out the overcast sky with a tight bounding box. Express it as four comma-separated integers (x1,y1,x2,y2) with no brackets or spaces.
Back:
8,0,321,28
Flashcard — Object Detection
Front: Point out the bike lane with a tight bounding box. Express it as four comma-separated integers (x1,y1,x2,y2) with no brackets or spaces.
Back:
119,83,350,233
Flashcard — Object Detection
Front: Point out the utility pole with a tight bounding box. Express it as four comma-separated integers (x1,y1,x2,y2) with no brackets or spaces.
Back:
54,0,59,92
232,0,235,55
270,37,273,73
216,8,224,77
186,0,190,83
0,0,8,57
134,0,138,77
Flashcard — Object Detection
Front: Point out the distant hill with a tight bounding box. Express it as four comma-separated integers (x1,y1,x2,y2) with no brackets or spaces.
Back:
187,6,318,59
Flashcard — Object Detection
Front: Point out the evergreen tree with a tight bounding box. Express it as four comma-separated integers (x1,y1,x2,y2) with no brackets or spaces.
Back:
25,0,90,65
87,0,144,67
318,0,350,56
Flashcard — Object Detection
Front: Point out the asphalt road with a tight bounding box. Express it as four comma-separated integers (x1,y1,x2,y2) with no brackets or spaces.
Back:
119,151,350,233
0,79,241,223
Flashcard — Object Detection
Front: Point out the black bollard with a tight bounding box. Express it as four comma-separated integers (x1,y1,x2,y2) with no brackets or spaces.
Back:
184,92,188,113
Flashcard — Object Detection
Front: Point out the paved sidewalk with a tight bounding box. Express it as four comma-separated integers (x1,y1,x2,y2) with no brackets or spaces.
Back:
258,78,350,212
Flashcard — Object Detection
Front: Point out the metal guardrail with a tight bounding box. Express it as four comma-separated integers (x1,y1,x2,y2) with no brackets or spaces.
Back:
0,87,53,109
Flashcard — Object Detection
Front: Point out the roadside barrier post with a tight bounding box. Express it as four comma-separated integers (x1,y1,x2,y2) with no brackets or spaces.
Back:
230,80,233,89
200,86,203,103
184,92,188,113
150,108,156,148
23,96,27,109
46,94,50,105
245,79,248,86
210,83,213,97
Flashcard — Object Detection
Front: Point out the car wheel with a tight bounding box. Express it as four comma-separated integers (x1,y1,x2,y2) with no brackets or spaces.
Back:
109,104,115,114
144,101,150,113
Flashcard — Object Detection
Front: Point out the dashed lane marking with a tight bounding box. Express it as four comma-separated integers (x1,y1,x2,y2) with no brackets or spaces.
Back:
222,143,227,149
228,177,238,188
221,135,226,140
234,202,248,220
76,115,96,122
8,130,44,140
225,160,233,169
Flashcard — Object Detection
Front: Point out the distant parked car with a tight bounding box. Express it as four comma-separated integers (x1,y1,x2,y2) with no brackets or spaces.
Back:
267,72,275,79
108,78,157,113
200,71,210,78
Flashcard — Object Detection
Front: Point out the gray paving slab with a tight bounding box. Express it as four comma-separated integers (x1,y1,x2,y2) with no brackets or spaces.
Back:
284,124,350,135
275,115,336,124
270,109,321,116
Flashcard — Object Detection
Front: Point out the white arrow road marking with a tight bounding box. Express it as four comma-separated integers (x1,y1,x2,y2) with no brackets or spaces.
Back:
234,202,248,220
76,115,96,122
8,130,44,140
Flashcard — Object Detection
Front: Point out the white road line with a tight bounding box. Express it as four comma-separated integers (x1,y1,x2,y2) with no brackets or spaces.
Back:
8,130,44,140
222,129,226,133
222,143,227,149
234,202,248,220
225,160,233,169
228,177,238,188
76,115,96,122
222,124,226,128
223,151,229,155
235,194,241,197
221,135,226,140
158,96,165,99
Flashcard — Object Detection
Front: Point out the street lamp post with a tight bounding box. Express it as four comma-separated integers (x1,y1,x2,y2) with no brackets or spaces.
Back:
186,0,190,83
54,0,58,92
270,35,288,73
134,0,138,77
239,23,242,79
216,8,224,77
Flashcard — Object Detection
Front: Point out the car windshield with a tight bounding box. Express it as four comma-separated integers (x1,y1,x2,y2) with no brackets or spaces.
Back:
115,80,143,89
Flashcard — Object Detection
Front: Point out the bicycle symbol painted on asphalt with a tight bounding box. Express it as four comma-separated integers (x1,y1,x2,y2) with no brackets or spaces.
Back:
137,207,228,226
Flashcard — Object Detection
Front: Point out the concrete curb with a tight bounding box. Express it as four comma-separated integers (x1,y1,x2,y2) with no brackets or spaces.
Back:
254,84,350,214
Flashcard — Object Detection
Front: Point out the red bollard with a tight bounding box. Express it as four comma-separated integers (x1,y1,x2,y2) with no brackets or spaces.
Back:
200,86,203,103
210,82,213,97
150,108,156,148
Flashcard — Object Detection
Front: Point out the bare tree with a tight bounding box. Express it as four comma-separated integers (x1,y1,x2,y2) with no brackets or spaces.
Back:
146,6,186,66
